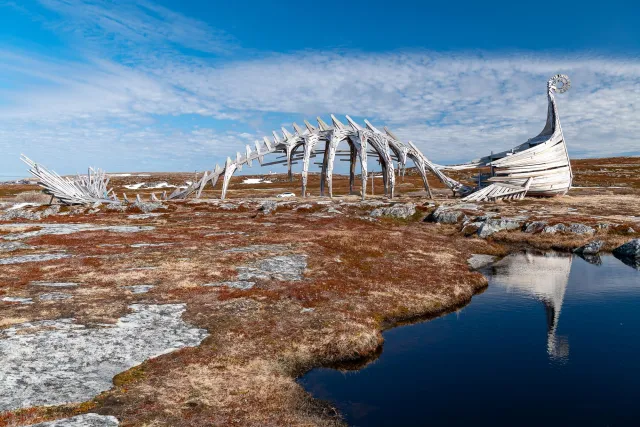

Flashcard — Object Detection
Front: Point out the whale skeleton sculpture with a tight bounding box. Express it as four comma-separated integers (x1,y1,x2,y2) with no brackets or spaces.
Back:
22,75,572,205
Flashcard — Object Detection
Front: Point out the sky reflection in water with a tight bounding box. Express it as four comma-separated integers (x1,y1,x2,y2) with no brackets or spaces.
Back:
300,253,640,427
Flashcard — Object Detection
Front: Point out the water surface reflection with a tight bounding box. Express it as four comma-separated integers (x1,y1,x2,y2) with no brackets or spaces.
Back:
300,253,640,427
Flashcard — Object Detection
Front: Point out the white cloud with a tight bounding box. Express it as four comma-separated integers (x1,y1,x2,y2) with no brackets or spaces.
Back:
0,1,639,177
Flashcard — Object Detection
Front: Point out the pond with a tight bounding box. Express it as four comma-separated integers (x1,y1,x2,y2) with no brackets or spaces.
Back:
299,253,640,426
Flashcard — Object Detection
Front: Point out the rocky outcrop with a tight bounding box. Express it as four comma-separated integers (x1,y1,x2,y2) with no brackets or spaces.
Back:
574,240,604,255
370,203,416,219
427,206,464,224
237,255,307,282
467,254,496,270
613,239,640,269
524,221,547,233
0,304,208,411
259,200,277,215
477,218,524,238
130,201,165,214
568,223,595,235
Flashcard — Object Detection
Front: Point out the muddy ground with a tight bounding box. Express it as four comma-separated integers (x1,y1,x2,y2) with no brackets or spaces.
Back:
0,157,639,426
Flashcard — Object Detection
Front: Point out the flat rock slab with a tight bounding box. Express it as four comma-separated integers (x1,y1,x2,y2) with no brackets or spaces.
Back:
2,296,34,304
0,304,208,412
203,281,255,290
1,223,155,241
0,241,33,253
31,282,79,288
27,414,119,426
0,253,71,265
225,244,290,253
39,292,74,301
467,254,497,270
123,285,155,294
237,255,307,282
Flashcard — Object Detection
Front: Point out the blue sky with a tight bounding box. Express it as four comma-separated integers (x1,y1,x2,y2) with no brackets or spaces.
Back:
0,0,639,178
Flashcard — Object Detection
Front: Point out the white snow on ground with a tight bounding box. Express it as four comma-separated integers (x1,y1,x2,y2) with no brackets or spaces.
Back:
242,178,273,184
0,304,208,412
124,183,145,190
124,182,176,190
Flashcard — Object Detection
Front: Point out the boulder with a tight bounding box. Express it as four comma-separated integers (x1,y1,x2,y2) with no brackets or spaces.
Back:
543,223,568,234
259,200,277,215
524,221,547,233
477,218,523,238
370,203,416,219
467,254,496,270
568,223,595,235
574,240,604,255
461,222,483,236
427,206,463,224
612,239,640,269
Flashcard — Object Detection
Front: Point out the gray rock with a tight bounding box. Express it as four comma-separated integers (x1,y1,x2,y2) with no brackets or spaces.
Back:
568,223,595,235
543,223,569,234
39,292,73,301
41,205,61,218
467,254,497,270
2,223,154,241
225,244,289,253
0,241,32,253
597,222,611,230
574,240,604,255
2,297,34,304
202,281,255,290
130,201,165,214
0,209,41,221
613,239,640,267
123,285,155,294
259,201,277,215
477,218,523,238
237,254,307,282
106,203,127,212
31,282,79,288
450,203,481,211
370,203,416,219
0,253,71,265
0,304,208,411
628,227,636,234
26,413,119,427
524,221,547,233
427,206,463,224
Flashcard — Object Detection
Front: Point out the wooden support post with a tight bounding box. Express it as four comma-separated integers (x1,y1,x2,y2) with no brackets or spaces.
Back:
349,143,356,195
320,141,329,197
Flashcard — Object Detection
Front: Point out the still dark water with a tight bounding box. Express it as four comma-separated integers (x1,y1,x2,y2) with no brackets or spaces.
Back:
300,253,640,427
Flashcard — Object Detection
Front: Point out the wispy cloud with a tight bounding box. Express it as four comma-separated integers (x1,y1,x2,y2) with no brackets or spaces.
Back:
1,0,639,176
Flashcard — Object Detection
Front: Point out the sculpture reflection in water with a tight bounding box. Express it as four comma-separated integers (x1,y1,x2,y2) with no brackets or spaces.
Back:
491,253,572,360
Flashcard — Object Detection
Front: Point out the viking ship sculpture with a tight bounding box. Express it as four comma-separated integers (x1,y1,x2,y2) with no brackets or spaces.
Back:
22,75,572,205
